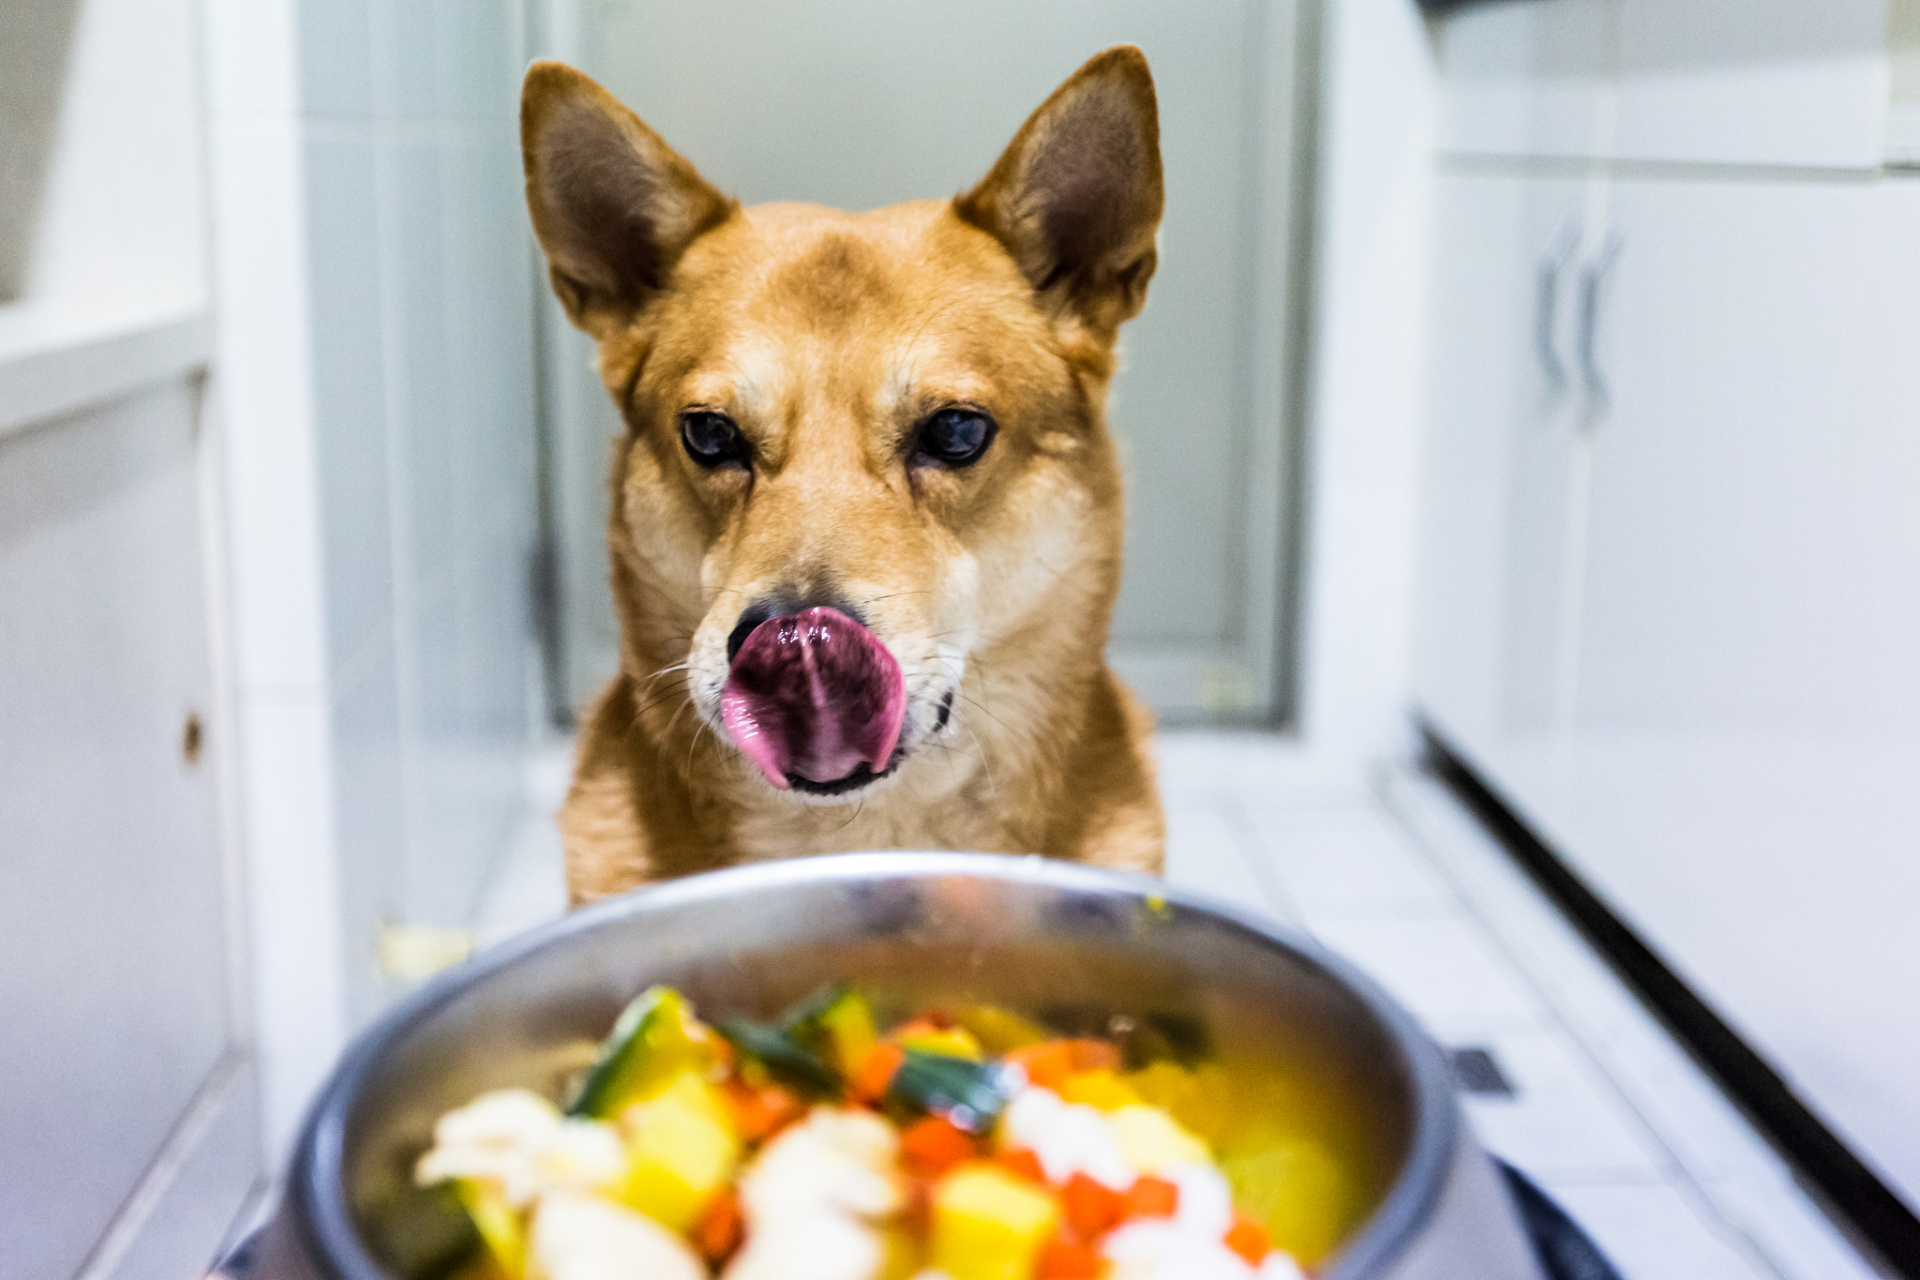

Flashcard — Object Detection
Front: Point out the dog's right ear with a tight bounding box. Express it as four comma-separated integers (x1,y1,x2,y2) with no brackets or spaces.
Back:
521,62,735,336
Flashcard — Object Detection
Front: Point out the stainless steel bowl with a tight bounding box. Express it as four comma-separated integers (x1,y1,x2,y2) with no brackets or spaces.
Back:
247,852,1548,1279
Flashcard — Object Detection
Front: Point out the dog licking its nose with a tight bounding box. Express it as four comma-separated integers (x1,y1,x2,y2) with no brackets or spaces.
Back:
720,606,907,793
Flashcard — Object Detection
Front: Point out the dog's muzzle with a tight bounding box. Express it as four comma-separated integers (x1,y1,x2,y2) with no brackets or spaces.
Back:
719,606,907,793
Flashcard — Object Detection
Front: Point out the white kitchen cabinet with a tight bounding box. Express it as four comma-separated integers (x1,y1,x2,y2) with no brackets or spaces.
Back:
1533,177,1920,1210
1439,0,1894,169
1615,0,1891,170
1414,170,1592,793
1574,180,1919,739
1419,69,1920,1237
0,378,260,1280
1438,0,1621,159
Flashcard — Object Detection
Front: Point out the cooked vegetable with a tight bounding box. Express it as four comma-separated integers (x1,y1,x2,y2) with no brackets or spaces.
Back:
529,1188,705,1280
1225,1212,1272,1266
895,1023,985,1061
570,987,714,1119
1107,1105,1211,1172
848,1042,906,1104
900,1114,979,1178
1059,1068,1139,1111
417,986,1330,1280
453,1178,525,1276
618,1071,741,1232
930,1162,1064,1280
720,1016,841,1096
956,1004,1049,1054
724,1106,905,1280
887,1049,1017,1131
1220,1135,1346,1264
781,982,882,1077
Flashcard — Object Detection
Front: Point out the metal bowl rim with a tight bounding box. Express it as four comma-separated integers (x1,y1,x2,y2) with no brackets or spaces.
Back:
286,851,1461,1280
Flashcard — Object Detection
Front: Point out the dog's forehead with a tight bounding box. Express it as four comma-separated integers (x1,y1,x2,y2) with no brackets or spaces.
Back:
669,202,1043,412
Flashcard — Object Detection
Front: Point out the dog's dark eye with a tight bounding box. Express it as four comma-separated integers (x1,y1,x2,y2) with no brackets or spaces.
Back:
680,411,748,468
914,408,996,468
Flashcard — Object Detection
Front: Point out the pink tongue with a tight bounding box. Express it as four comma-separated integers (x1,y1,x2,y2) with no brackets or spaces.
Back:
719,607,907,789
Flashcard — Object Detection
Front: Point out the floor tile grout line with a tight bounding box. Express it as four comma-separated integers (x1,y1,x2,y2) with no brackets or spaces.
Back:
1218,788,1313,926
1388,766,1839,1280
1374,765,1797,1280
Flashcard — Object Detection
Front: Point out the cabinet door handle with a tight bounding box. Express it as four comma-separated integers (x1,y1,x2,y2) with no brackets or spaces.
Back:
1534,223,1579,399
1578,234,1625,415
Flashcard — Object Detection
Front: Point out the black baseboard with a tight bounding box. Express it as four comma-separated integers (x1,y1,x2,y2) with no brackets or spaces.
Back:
1417,722,1920,1279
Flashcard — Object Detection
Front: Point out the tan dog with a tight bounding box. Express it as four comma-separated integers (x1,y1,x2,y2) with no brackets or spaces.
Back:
521,47,1168,903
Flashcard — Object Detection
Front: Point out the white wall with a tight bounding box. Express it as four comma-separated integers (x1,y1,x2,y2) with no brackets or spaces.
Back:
1294,0,1439,773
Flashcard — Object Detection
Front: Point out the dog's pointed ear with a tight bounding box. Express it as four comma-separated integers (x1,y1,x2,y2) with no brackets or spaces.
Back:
521,61,736,335
955,47,1164,339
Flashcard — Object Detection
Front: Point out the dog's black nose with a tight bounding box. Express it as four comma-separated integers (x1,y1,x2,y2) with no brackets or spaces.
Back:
726,591,867,664
727,602,779,665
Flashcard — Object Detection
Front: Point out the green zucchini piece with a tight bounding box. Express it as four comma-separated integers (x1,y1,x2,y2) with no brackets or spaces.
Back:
719,1016,842,1096
774,981,853,1029
778,982,880,1076
888,1049,1018,1132
568,986,711,1118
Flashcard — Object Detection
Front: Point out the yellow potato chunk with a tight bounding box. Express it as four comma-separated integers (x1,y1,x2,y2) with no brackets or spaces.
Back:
1123,1061,1236,1145
898,1025,985,1061
1059,1068,1141,1111
930,1162,1063,1280
618,1070,740,1233
1108,1104,1211,1173
1221,1136,1348,1265
955,1005,1049,1055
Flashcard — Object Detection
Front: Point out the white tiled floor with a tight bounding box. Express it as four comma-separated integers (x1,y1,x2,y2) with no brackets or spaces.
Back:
474,731,1887,1280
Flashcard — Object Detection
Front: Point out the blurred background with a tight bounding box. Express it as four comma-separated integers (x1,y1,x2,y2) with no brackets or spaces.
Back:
2,0,1918,1278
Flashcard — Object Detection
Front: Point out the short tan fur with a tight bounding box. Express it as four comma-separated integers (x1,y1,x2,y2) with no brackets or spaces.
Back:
520,48,1169,903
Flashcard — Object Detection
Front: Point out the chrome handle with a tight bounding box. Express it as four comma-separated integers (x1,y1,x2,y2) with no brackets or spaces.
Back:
1577,233,1624,415
1534,223,1579,400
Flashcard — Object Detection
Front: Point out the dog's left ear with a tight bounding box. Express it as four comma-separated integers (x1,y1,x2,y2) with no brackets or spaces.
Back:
956,46,1164,340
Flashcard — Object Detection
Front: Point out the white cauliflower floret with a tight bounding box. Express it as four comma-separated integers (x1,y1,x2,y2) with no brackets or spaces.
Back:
1164,1163,1235,1236
529,1189,707,1280
413,1087,625,1208
1107,1105,1213,1174
723,1107,904,1280
1104,1220,1264,1280
1257,1254,1308,1280
998,1086,1134,1190
1101,1164,1304,1280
